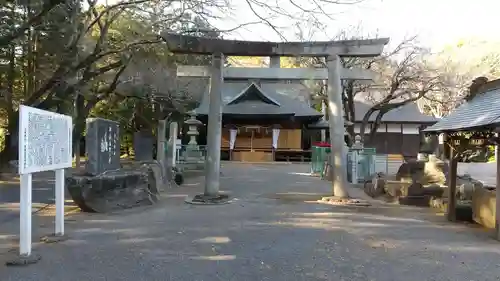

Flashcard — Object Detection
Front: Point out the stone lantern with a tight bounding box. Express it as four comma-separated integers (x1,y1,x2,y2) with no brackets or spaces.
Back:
182,113,205,169
185,113,203,146
349,135,364,184
352,135,363,150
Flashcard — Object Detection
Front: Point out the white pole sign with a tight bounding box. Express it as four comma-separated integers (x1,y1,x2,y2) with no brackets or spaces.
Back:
18,105,73,257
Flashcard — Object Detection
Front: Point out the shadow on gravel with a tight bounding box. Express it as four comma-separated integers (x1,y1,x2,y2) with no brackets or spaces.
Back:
1,163,499,281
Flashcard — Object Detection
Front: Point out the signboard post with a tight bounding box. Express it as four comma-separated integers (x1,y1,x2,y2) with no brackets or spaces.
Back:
10,105,72,265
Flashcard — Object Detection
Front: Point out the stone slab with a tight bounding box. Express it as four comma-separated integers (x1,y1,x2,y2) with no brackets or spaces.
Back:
85,118,120,176
133,131,154,161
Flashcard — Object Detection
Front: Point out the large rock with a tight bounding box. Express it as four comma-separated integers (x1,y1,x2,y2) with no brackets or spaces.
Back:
396,156,448,185
401,183,424,197
422,183,446,197
372,175,386,194
66,162,166,213
384,181,407,198
457,174,483,200
472,187,496,229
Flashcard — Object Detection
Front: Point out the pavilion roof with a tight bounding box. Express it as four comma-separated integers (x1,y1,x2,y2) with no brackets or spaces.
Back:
424,80,500,133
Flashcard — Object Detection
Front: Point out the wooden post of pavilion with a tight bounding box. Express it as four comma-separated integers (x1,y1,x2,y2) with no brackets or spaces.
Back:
495,132,500,240
446,134,458,222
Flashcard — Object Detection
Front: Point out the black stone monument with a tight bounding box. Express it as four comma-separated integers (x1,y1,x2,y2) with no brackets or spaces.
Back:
85,118,120,175
133,130,154,161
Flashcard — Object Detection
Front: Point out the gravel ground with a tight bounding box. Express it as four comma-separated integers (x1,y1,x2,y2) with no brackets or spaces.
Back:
1,163,499,281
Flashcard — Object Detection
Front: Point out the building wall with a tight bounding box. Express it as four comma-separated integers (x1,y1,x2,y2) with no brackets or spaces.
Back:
353,123,423,157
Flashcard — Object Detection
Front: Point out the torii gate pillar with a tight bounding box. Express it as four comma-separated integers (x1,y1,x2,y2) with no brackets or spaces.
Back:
161,34,389,201
327,55,349,198
204,53,224,197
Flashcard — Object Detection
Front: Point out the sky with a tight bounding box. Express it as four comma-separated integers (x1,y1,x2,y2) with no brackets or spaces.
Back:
99,0,500,51
213,0,500,50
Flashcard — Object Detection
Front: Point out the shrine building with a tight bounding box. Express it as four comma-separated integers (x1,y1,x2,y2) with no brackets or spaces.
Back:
186,66,437,164
192,79,324,162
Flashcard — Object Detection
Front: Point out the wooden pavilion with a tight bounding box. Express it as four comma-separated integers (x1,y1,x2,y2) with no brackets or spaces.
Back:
424,78,500,240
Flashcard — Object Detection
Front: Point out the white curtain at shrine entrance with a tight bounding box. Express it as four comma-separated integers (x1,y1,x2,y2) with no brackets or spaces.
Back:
272,128,280,149
229,129,237,150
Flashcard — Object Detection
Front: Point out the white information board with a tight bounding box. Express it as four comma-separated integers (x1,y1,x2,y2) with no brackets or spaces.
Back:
18,105,73,175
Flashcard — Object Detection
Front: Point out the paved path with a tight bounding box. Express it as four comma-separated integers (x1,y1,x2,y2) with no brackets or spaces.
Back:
1,163,499,281
0,172,65,225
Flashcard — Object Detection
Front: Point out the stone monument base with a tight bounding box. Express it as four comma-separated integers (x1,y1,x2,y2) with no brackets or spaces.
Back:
66,161,166,213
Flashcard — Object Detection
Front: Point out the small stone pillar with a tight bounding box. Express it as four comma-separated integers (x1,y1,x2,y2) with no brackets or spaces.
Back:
167,122,178,168
350,135,364,184
157,119,167,169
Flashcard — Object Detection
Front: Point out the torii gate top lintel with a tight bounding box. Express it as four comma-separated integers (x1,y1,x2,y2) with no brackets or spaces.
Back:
160,33,389,57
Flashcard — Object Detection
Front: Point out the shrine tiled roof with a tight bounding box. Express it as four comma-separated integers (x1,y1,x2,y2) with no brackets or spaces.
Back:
192,81,323,118
352,99,437,123
307,119,353,129
424,84,500,132
189,80,437,123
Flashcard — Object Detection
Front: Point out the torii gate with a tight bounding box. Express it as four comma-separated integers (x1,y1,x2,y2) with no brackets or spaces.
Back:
160,33,389,201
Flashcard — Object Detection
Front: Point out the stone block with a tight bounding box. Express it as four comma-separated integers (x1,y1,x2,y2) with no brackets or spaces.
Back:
422,184,446,197
364,176,386,198
138,160,169,192
401,182,424,197
85,118,120,175
429,197,446,210
133,130,154,161
66,162,162,213
457,175,484,200
384,181,404,197
456,205,474,222
472,187,496,229
396,157,448,185
372,176,386,194
398,195,430,207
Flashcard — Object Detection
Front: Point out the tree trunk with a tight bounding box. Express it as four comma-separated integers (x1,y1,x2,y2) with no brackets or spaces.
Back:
367,110,386,142
341,80,356,145
0,114,19,168
73,94,85,168
359,108,376,144
0,41,17,169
